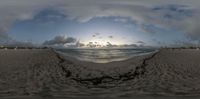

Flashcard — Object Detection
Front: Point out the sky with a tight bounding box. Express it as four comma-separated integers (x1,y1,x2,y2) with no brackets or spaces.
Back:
0,0,200,48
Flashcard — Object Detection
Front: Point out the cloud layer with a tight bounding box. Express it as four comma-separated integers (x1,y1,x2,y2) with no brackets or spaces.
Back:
0,0,200,46
43,36,76,45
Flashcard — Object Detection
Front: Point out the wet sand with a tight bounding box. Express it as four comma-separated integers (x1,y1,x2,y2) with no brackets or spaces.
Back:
0,48,200,98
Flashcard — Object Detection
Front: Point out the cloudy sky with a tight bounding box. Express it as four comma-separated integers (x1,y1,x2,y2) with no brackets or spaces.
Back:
0,0,200,47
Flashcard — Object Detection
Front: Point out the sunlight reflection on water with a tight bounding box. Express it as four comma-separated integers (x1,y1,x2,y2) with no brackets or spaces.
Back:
56,48,156,63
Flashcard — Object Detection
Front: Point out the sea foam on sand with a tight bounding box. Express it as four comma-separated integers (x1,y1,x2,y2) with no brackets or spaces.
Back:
0,48,200,98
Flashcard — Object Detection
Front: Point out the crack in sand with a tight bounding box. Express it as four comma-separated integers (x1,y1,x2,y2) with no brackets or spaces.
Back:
121,50,159,81
54,50,72,78
53,49,159,86
71,51,159,86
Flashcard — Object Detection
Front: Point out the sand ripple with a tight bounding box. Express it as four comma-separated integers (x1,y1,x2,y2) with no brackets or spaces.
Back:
0,49,200,98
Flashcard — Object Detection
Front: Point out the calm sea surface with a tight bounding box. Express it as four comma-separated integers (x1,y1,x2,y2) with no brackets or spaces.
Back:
56,48,156,63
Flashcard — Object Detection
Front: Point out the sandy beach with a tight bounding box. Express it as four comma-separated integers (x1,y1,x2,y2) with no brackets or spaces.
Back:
0,48,200,98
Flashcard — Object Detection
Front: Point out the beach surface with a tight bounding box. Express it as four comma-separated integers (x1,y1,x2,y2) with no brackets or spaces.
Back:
0,48,200,99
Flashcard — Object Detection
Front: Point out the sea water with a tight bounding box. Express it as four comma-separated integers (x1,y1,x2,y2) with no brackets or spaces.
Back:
56,48,156,63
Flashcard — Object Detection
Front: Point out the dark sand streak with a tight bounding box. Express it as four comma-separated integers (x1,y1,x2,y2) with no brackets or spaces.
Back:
53,49,72,78
71,51,159,86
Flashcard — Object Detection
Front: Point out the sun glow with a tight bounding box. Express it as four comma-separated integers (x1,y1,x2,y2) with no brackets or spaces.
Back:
83,38,125,48
89,40,107,45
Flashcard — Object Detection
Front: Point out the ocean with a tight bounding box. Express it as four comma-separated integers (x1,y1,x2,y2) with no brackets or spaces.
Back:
56,48,157,63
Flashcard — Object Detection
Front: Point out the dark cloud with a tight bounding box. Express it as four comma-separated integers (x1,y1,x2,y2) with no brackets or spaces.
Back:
86,42,95,48
136,41,145,44
43,36,76,45
149,5,200,41
136,41,146,47
108,36,114,39
85,42,100,48
92,33,100,38
106,42,113,47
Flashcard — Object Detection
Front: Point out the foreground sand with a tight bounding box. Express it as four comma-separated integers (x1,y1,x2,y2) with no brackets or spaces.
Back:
0,48,200,98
